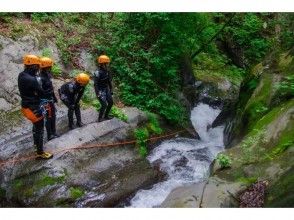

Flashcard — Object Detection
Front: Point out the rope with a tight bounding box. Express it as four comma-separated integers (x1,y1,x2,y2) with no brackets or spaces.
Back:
0,129,185,168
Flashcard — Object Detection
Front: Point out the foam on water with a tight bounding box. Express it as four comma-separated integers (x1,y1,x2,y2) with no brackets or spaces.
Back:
129,103,225,207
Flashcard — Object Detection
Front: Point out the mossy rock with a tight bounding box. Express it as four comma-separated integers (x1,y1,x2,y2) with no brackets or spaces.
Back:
243,73,273,131
0,110,23,134
265,167,294,207
69,187,85,200
218,99,294,169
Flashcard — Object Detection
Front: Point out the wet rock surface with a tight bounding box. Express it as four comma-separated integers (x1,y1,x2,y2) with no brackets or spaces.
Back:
0,107,161,207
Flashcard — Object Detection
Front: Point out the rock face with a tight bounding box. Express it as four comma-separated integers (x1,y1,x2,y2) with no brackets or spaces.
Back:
0,35,62,111
0,106,159,207
161,51,294,208
161,178,246,208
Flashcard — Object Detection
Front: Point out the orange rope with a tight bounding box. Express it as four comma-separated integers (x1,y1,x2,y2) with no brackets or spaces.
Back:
0,129,185,167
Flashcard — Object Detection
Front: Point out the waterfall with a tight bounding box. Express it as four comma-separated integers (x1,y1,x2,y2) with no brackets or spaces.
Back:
128,103,224,207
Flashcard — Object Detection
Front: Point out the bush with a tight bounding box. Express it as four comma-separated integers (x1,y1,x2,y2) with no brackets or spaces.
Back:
51,64,62,76
110,106,128,122
147,112,163,135
216,153,232,168
134,128,149,158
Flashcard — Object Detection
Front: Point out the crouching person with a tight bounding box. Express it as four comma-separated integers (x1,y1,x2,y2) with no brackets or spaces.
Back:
58,73,90,130
18,54,53,159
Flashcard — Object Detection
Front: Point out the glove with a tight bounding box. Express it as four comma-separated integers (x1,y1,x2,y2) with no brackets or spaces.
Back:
110,91,113,95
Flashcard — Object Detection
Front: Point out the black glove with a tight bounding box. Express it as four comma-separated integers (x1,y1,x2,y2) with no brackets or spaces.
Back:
110,91,113,95
69,105,75,110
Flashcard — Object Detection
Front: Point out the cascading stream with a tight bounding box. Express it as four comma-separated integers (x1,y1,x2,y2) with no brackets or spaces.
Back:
128,103,225,207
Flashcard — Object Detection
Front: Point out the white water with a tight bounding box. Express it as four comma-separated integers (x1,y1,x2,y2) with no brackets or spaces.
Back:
129,103,225,207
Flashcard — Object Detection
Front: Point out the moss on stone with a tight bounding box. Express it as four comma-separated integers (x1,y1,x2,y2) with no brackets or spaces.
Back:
0,187,6,198
244,74,273,130
278,52,293,73
251,62,264,76
35,175,65,189
269,125,294,157
0,110,23,134
265,167,294,207
69,187,85,200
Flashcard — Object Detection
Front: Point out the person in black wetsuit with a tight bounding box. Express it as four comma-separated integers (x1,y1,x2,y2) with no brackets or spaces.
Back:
93,54,113,122
58,73,90,130
39,57,59,141
18,54,53,159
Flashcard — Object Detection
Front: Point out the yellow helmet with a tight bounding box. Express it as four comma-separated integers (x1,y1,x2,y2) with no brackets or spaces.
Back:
40,57,54,68
75,73,90,86
97,55,110,64
23,54,40,65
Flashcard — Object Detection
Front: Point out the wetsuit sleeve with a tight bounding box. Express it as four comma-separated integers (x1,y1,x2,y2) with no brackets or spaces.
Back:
93,70,100,97
75,87,85,105
108,71,113,92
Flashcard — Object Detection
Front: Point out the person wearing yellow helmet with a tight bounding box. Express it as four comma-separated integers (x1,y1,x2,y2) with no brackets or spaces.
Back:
93,54,113,122
18,54,53,160
58,73,90,129
39,57,59,141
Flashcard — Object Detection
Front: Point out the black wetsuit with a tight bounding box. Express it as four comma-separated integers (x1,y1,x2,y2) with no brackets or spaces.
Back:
58,82,85,129
18,67,45,154
93,67,113,120
39,69,58,139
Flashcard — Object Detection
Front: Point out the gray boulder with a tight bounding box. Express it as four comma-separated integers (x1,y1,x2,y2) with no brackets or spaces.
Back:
0,35,63,111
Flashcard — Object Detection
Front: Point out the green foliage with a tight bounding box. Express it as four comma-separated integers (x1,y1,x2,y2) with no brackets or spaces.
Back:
134,127,149,157
108,13,211,124
41,48,53,57
194,52,245,86
240,129,266,164
216,153,232,168
51,64,62,76
147,112,163,135
69,187,85,200
275,75,294,97
56,32,71,65
278,14,294,50
36,175,65,189
81,80,95,104
13,179,23,190
110,106,128,122
238,177,258,185
31,13,58,22
10,23,25,40
0,187,6,198
220,13,272,65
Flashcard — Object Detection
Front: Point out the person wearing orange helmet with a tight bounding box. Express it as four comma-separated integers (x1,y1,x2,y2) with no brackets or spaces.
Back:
93,54,113,122
58,73,90,130
39,57,59,141
18,54,53,160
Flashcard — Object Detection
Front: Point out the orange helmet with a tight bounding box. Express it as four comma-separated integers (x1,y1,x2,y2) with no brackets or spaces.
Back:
23,54,40,65
75,73,90,86
40,57,54,68
97,55,110,64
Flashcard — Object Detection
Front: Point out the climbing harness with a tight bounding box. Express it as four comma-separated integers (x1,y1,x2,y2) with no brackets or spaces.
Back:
0,129,185,167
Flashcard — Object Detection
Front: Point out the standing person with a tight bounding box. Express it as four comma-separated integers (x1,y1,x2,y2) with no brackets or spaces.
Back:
58,73,90,130
18,54,53,159
93,54,113,122
39,57,59,141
